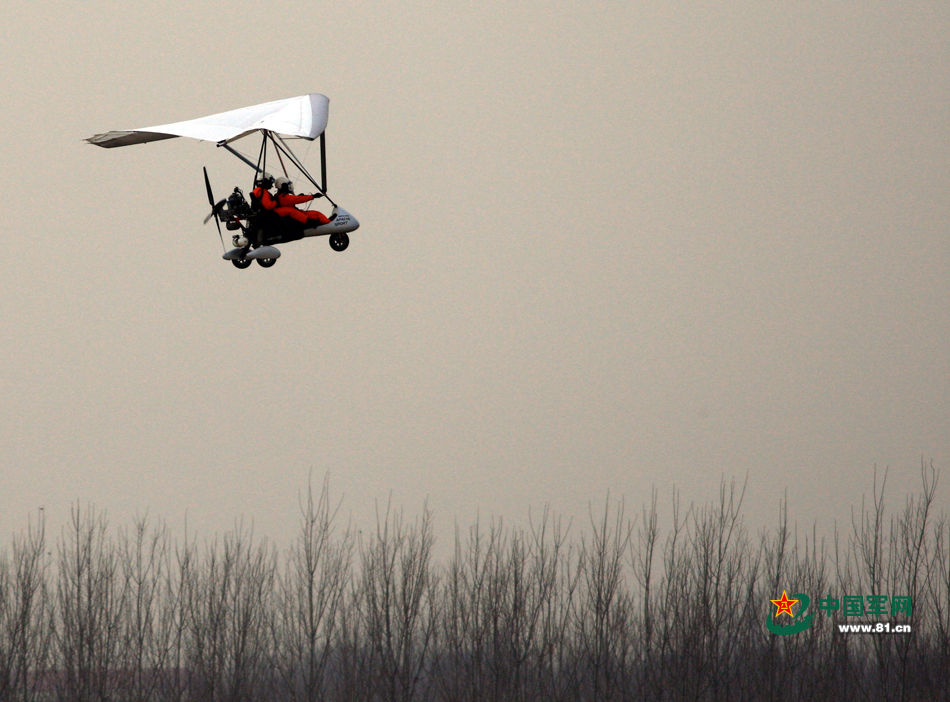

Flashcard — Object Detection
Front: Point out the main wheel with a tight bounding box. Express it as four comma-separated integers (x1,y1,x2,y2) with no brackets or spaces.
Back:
329,232,349,251
232,258,252,269
257,257,277,268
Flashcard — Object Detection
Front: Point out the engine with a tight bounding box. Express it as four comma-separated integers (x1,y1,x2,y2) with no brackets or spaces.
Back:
221,187,251,229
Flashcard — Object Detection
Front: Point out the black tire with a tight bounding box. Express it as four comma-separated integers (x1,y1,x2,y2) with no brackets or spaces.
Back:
232,258,252,269
257,257,277,268
329,232,349,252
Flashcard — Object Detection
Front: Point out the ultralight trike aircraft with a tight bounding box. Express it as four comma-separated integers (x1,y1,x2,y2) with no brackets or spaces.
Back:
87,93,359,269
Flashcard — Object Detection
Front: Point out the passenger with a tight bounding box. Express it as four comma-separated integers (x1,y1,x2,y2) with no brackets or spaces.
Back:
249,175,277,212
273,176,330,225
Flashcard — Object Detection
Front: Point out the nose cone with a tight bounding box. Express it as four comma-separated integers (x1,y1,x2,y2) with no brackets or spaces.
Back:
334,208,359,233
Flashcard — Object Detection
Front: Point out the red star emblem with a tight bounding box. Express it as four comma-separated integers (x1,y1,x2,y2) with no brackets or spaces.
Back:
770,591,798,618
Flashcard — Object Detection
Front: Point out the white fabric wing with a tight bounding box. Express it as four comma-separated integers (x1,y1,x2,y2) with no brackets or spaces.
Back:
87,94,329,148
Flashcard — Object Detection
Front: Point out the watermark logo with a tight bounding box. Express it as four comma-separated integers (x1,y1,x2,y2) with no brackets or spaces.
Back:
767,593,912,635
767,591,814,635
817,595,912,618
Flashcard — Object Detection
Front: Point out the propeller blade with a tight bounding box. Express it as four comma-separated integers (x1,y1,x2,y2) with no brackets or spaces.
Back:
203,167,226,252
212,211,224,247
203,166,215,207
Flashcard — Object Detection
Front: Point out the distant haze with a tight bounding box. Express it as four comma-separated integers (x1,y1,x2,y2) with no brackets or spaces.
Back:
1,1,947,551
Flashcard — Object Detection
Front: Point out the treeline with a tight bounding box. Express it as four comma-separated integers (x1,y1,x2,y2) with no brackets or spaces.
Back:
1,464,948,702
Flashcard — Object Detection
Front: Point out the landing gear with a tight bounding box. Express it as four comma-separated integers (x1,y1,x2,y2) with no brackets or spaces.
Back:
232,258,252,269
329,232,349,252
257,257,277,268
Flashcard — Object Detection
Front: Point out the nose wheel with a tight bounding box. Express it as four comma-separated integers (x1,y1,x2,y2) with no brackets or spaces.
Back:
329,232,349,251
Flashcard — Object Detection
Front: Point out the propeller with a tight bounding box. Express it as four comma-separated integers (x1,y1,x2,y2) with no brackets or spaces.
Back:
203,200,226,225
203,167,226,252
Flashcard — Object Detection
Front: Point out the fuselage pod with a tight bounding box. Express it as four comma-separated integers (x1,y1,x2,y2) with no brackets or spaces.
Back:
222,245,281,261
303,208,359,238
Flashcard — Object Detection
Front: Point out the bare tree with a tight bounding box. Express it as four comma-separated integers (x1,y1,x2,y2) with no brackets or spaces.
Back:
159,521,198,702
360,499,439,702
630,488,659,701
925,511,950,700
273,475,353,702
331,577,373,702
655,487,694,702
888,460,938,702
434,518,497,702
223,525,276,702
759,492,790,701
115,515,174,702
0,510,54,702
574,497,633,702
55,504,126,702
687,477,758,701
527,508,577,702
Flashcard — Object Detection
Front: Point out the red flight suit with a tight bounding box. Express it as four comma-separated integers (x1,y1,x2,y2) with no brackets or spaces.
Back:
250,186,277,211
275,193,330,225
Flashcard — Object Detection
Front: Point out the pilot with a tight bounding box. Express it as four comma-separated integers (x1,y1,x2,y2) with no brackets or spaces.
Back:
273,176,330,225
249,174,277,212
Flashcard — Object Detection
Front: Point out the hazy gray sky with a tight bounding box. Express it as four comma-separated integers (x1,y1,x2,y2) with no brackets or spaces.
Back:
1,1,947,550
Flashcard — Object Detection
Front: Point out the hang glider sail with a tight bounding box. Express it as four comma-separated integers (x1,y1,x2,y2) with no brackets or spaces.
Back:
86,93,330,148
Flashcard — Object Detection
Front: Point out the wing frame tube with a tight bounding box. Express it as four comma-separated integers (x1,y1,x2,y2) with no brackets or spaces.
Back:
320,132,327,193
269,132,337,208
219,142,260,173
256,132,267,183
